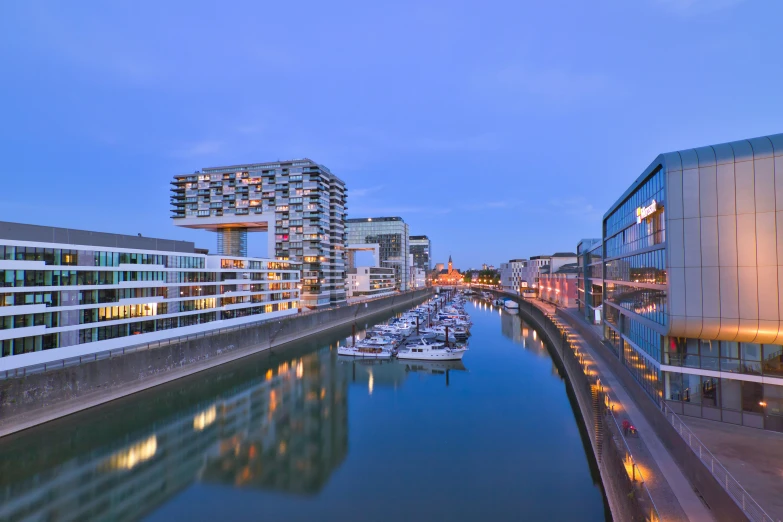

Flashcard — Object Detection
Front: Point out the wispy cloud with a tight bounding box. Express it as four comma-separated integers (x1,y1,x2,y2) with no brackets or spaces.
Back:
350,185,385,198
170,140,223,158
548,196,602,221
413,133,502,153
653,0,747,14
348,206,453,216
495,65,611,102
459,200,518,211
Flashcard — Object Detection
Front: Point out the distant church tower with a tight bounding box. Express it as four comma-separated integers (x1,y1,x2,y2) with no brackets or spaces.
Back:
448,254,453,274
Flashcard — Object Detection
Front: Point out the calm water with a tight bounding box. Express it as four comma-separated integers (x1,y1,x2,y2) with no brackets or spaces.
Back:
0,300,608,521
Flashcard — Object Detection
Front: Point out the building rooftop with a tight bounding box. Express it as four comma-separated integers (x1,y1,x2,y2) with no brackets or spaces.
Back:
0,221,196,253
552,252,577,257
409,235,429,240
346,217,404,223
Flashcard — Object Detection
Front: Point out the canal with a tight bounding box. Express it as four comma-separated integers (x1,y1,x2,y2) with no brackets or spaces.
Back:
0,299,609,521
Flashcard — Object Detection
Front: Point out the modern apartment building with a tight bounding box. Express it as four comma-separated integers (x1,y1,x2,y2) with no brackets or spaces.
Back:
499,259,528,293
0,222,299,370
171,159,347,308
346,266,395,297
576,238,603,325
346,217,409,291
602,132,783,432
409,235,432,271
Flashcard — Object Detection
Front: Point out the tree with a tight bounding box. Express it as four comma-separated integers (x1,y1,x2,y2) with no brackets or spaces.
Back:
463,273,472,283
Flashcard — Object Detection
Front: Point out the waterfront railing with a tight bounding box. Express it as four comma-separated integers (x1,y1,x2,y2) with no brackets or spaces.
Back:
661,401,777,522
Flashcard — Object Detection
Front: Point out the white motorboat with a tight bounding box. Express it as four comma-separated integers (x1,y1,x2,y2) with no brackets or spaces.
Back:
504,300,519,309
337,345,392,358
397,339,467,361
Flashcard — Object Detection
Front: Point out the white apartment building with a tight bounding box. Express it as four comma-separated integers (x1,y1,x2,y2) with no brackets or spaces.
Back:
0,222,300,371
346,267,395,297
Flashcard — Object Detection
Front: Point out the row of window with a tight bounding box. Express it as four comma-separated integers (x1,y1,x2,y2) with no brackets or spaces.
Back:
623,317,662,362
0,270,235,287
664,373,783,418
605,168,665,237
604,249,667,284
665,338,783,377
605,208,666,259
605,285,668,325
623,343,661,400
0,301,299,357
0,246,205,269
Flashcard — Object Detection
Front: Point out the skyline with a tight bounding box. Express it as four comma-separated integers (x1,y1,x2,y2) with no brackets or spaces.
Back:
2,1,783,267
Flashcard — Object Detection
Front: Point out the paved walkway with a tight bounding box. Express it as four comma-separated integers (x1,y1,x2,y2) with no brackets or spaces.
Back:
533,300,715,522
682,416,783,522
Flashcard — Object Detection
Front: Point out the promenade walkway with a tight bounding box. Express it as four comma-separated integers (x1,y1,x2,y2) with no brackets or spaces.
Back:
532,299,714,522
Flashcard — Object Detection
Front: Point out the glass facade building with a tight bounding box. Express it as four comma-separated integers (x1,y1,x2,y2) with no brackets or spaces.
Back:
576,239,602,325
601,132,783,431
409,235,432,272
171,159,347,308
0,222,299,370
346,217,410,291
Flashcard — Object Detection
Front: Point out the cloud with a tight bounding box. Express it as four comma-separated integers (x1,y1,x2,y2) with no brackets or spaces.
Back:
413,133,502,153
347,206,453,216
170,140,223,158
653,0,747,14
548,196,602,221
495,65,611,103
459,200,518,211
350,185,385,197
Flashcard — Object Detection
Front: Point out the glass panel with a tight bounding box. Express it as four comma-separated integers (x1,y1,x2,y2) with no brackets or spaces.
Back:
763,345,783,377
742,381,764,413
741,343,762,375
683,373,701,404
764,383,783,418
702,377,720,408
721,378,741,411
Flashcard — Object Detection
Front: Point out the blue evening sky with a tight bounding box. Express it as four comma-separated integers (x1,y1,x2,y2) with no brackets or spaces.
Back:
1,0,781,269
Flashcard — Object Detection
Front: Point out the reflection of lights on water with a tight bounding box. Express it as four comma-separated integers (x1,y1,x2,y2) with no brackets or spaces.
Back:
104,435,157,471
279,441,287,455
193,405,217,431
265,369,273,381
533,330,537,341
269,390,278,412
296,359,304,378
368,372,374,396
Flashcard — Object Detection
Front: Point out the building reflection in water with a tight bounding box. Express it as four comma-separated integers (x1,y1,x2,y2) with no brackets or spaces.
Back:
0,347,348,522
339,357,467,392
500,309,549,357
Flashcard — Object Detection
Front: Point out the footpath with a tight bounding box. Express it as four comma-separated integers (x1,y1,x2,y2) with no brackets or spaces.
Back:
531,299,715,522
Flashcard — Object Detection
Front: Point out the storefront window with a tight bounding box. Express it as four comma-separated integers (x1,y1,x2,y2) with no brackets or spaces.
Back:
683,374,701,404
702,377,720,408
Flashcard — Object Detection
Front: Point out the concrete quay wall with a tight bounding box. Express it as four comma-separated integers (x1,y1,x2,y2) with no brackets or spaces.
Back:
0,289,433,437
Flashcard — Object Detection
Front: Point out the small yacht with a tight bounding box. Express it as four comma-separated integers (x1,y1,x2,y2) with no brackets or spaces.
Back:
397,339,467,361
337,344,393,359
504,300,519,309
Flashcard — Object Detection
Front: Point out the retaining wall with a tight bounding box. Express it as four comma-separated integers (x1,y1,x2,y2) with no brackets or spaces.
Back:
561,309,749,522
0,289,433,437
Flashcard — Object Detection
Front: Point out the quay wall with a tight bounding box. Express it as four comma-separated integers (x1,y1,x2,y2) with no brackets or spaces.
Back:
0,289,433,437
492,290,748,522
560,306,749,522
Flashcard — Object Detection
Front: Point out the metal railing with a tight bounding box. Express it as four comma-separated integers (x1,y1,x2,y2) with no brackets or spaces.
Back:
661,401,778,522
544,309,661,522
0,289,433,381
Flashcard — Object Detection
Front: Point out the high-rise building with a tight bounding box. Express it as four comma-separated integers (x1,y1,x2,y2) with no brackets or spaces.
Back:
602,132,783,431
171,159,347,308
346,217,409,291
409,235,432,271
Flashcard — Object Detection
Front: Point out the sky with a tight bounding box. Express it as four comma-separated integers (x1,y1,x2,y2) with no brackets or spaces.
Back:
1,0,782,269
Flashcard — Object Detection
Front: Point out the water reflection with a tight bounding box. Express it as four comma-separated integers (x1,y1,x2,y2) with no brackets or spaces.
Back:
340,357,468,392
0,347,348,522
